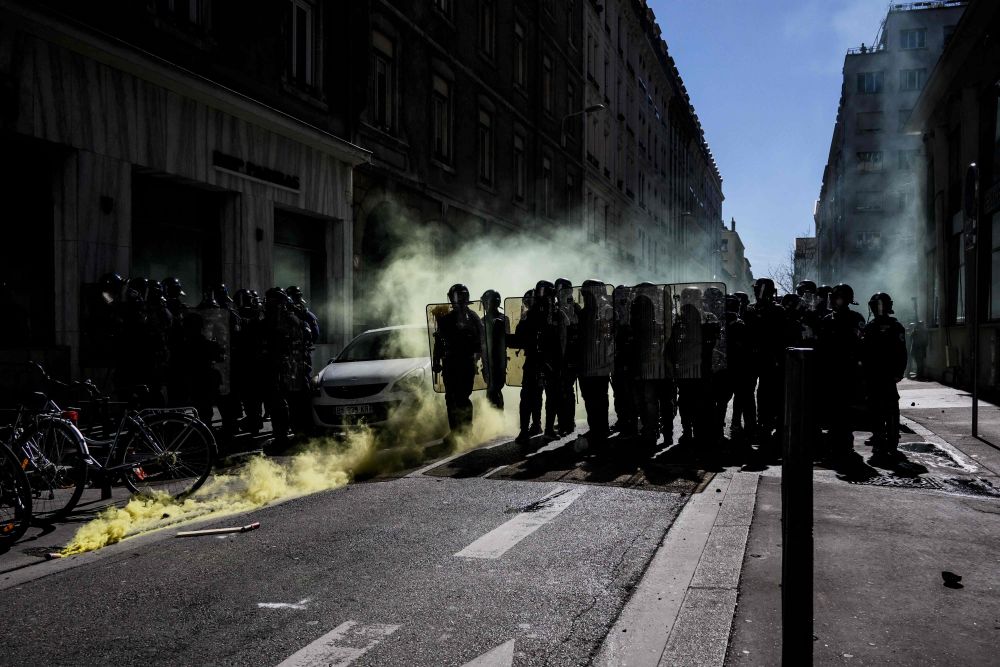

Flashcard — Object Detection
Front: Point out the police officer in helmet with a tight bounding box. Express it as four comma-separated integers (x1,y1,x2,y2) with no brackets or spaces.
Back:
432,283,486,442
862,292,908,466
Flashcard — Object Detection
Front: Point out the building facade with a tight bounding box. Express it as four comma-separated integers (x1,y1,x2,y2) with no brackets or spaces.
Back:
793,236,817,288
582,0,723,283
720,218,754,295
814,1,966,304
0,0,370,378
908,0,1000,391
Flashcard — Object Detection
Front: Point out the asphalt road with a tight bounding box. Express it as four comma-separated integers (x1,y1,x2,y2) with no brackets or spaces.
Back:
0,433,696,666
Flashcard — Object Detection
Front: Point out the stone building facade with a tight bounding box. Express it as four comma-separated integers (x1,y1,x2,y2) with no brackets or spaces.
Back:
814,1,966,304
0,0,369,376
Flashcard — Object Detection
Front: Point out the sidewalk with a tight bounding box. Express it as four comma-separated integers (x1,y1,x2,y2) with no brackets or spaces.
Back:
726,379,1000,665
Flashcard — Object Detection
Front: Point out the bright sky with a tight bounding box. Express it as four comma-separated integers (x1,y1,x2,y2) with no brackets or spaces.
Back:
651,0,890,276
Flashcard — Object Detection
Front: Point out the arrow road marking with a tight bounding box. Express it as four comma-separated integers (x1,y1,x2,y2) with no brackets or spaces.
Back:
461,639,516,667
276,620,400,667
258,598,312,610
455,486,587,559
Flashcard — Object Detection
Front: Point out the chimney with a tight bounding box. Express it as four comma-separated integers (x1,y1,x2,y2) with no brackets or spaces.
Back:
730,217,736,232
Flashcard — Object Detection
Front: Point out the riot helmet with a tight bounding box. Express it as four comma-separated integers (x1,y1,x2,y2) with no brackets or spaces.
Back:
213,283,234,305
780,293,801,311
680,285,703,308
554,278,572,293
447,283,471,308
197,290,220,309
234,288,255,310
286,285,306,305
126,277,149,301
817,284,833,307
265,287,291,311
481,289,501,312
146,280,165,303
580,279,605,311
703,286,725,316
733,291,750,315
752,278,775,304
868,292,894,317
831,283,857,309
162,277,186,299
99,272,125,303
534,280,555,300
795,280,817,296
724,295,741,315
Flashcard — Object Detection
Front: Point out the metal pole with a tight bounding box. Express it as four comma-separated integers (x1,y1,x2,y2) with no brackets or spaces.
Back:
972,246,979,437
782,348,814,665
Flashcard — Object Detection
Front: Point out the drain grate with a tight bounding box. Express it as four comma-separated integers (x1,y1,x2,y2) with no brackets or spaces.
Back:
849,475,943,490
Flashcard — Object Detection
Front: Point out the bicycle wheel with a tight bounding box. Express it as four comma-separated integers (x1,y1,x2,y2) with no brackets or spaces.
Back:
0,443,32,550
119,413,216,498
21,417,89,521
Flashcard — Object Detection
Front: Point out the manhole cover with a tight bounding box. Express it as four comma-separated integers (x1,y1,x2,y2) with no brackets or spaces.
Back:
849,475,943,490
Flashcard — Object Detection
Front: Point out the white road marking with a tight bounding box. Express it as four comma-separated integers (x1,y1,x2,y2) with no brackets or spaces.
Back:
276,620,400,667
461,639,516,667
258,598,312,610
455,486,587,559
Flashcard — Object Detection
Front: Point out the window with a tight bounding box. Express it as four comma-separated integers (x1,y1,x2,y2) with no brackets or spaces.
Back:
898,149,920,170
944,24,957,49
372,32,394,132
567,1,576,47
638,172,646,206
433,0,451,17
898,108,912,133
856,111,883,134
856,231,882,250
856,191,883,210
900,68,927,92
288,0,315,86
565,174,575,212
478,109,493,185
949,223,965,323
542,55,553,112
513,135,526,202
857,151,884,173
431,76,451,162
478,1,494,58
899,28,926,49
513,23,525,89
857,71,884,94
541,157,552,218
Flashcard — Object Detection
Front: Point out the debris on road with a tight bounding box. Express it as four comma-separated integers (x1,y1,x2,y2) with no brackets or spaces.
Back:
176,522,261,538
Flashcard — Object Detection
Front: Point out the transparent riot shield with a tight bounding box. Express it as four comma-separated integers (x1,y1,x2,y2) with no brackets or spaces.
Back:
667,282,727,379
797,291,821,344
193,307,232,395
503,296,529,387
425,302,488,394
560,283,615,377
614,284,670,380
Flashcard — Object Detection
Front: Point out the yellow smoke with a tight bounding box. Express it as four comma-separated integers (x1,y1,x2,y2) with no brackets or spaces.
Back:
61,393,514,556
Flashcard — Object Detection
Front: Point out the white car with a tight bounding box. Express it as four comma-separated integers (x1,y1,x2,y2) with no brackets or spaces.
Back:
312,325,441,434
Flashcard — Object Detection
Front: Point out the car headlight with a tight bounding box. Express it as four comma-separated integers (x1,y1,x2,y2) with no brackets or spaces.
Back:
311,371,323,396
394,368,426,393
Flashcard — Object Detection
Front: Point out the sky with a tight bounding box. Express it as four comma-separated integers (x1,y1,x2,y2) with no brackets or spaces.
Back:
650,0,892,277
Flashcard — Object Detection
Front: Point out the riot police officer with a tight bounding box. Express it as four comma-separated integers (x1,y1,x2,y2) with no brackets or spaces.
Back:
744,277,786,460
671,285,710,449
287,286,319,434
610,285,638,438
234,288,264,435
432,284,486,439
817,283,867,466
728,290,756,445
261,287,300,450
162,277,189,320
576,280,614,444
863,292,908,466
480,289,508,409
553,278,578,436
509,282,558,443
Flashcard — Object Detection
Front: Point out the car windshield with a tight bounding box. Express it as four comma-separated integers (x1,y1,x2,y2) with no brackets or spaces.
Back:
336,328,428,362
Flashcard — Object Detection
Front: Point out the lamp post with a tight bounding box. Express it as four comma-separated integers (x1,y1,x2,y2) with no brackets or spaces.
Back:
561,104,606,148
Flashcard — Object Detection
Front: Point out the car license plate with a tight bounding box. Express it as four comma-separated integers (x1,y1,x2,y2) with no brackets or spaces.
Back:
335,404,373,416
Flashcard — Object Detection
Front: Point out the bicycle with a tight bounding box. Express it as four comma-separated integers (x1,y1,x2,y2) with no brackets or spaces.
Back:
2,368,217,520
0,441,32,551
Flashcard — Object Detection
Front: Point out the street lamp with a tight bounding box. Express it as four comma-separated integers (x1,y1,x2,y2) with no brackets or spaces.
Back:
561,104,606,147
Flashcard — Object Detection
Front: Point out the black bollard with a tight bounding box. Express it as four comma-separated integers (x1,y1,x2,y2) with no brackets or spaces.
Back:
782,348,814,665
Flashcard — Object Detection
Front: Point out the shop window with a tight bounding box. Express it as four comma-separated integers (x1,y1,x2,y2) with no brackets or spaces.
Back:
132,175,223,304
273,209,328,343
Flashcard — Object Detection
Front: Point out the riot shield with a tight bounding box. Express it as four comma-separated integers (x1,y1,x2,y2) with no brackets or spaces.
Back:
425,302,488,394
560,283,615,377
667,282,728,379
613,284,670,380
192,307,232,395
797,292,821,343
503,296,529,387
